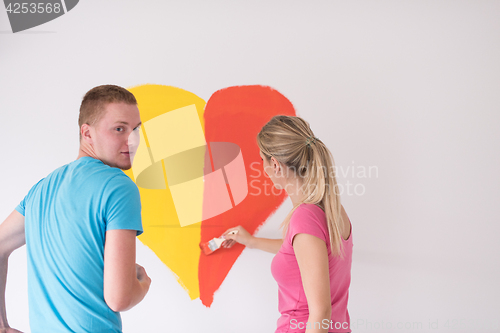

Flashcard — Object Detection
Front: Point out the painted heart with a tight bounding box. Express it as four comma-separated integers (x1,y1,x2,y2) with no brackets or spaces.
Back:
124,84,296,306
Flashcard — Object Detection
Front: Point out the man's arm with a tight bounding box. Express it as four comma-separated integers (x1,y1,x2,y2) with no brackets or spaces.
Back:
103,229,151,312
0,210,26,332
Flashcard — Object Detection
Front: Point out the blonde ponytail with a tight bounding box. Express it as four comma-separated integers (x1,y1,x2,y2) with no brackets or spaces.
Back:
257,115,345,257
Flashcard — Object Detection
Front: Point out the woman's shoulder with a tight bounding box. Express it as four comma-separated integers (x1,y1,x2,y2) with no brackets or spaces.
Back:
294,203,325,218
295,203,352,242
288,203,328,238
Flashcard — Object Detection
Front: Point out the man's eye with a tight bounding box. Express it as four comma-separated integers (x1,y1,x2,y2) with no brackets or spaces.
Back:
116,127,123,132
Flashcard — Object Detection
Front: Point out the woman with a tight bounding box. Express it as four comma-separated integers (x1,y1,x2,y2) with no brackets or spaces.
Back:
222,115,353,333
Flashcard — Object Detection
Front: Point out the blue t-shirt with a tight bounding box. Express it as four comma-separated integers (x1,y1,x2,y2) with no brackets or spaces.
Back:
15,156,143,333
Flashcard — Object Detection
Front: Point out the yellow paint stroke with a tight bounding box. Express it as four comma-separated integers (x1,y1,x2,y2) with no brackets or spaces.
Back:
123,84,206,300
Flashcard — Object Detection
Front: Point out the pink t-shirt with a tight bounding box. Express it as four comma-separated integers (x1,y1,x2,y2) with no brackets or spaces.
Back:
271,203,353,333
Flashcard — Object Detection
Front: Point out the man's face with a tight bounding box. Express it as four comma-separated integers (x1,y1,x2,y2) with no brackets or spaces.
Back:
90,102,142,170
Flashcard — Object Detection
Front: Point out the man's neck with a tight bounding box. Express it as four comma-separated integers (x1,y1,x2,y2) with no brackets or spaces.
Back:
77,149,92,160
77,143,99,161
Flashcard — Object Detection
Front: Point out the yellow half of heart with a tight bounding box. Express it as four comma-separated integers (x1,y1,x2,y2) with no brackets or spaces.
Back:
123,84,206,300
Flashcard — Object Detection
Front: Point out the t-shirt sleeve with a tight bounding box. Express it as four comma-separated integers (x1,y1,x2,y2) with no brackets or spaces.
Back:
103,174,143,236
15,178,45,216
15,196,26,216
287,204,328,247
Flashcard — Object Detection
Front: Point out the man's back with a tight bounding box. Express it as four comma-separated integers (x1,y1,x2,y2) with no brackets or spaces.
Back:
15,156,142,333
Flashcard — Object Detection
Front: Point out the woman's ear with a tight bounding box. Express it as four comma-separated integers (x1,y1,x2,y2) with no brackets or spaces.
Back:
271,157,282,175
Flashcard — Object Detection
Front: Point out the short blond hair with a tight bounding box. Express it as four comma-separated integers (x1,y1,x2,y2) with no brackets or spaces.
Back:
78,85,137,140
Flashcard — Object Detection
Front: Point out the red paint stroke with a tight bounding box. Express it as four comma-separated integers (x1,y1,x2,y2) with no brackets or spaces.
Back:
199,85,296,307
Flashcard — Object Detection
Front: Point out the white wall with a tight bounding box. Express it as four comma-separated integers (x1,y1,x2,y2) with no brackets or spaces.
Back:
1,1,499,332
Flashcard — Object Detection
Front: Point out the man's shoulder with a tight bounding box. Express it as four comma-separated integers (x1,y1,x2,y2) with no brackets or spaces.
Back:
72,156,127,179
44,157,133,191
76,158,137,192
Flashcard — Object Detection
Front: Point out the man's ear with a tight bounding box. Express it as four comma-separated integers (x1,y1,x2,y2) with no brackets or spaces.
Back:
80,124,93,144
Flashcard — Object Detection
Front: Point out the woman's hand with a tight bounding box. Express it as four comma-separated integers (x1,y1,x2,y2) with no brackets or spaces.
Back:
221,226,254,248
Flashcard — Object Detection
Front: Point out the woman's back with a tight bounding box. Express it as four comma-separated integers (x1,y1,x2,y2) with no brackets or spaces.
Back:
271,203,353,333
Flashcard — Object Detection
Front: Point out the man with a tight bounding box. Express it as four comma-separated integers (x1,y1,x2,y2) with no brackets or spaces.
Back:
0,85,151,333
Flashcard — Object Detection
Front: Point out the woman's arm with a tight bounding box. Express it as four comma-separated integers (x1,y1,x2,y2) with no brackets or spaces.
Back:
221,226,282,254
294,233,332,333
